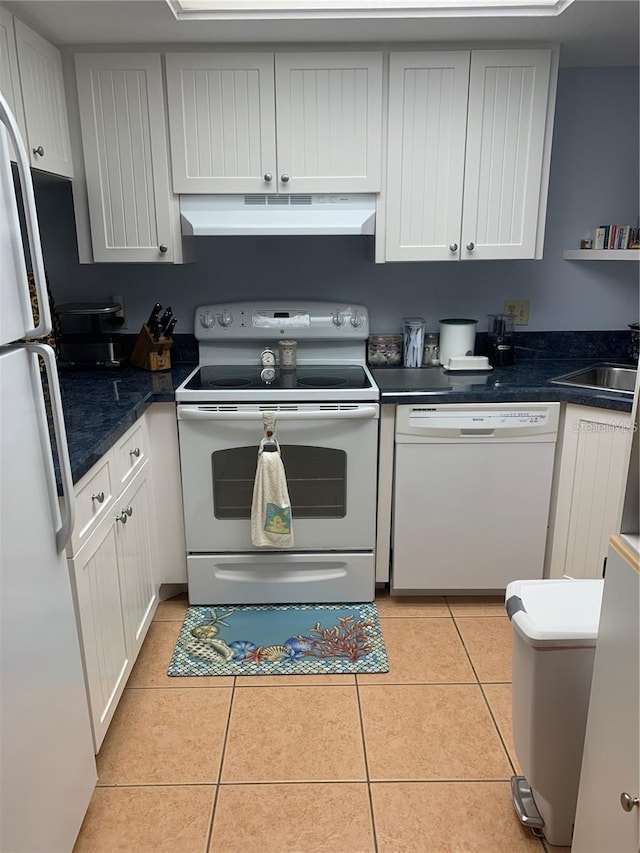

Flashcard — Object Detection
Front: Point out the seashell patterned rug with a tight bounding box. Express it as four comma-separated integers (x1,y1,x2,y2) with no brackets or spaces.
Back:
167,602,389,676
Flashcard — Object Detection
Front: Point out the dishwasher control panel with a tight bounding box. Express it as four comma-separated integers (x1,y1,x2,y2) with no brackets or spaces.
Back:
397,403,560,442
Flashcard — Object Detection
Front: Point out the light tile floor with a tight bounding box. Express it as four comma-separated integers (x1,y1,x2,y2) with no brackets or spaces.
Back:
73,592,566,853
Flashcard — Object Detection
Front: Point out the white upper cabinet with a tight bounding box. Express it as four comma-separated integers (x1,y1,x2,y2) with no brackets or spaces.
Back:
384,48,556,262
462,49,553,260
165,52,276,194
75,53,177,263
385,52,470,262
166,51,383,194
0,7,27,155
14,19,73,177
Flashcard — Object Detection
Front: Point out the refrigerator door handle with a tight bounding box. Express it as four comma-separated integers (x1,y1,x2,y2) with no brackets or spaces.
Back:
0,93,51,339
27,344,76,552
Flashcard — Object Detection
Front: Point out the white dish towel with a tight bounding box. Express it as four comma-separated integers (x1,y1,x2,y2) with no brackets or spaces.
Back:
251,439,294,548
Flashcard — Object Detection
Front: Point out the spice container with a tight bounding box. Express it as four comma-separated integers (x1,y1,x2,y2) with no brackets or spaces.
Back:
278,339,297,369
422,332,440,366
367,334,403,366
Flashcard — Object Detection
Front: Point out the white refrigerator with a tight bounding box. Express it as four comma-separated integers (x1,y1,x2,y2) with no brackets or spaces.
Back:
0,94,96,851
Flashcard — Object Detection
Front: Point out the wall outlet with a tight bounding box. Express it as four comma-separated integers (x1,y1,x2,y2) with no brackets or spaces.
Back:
504,299,530,326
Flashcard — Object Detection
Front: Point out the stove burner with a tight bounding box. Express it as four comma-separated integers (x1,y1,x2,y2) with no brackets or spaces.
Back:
207,376,253,388
297,375,349,388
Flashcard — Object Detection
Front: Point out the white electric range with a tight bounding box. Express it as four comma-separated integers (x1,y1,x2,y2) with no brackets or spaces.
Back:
175,300,380,604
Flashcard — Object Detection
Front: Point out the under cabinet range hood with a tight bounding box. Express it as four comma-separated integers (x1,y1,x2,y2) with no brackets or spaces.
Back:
179,194,376,237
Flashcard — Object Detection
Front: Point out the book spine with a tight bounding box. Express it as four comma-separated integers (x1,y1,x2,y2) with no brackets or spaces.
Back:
593,227,606,250
618,225,631,249
608,224,617,250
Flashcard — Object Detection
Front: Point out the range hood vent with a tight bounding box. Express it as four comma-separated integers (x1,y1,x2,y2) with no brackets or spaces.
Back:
179,194,376,236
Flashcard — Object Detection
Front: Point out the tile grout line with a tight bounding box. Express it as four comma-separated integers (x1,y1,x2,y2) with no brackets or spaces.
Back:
477,682,519,779
354,680,379,853
205,676,236,852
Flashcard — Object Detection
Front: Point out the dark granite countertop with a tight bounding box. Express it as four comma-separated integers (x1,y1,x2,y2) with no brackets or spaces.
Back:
373,358,635,411
58,355,633,487
59,362,196,484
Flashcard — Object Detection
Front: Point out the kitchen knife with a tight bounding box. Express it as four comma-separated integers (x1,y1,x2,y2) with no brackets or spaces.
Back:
163,316,177,338
151,318,163,341
158,307,173,334
146,303,162,328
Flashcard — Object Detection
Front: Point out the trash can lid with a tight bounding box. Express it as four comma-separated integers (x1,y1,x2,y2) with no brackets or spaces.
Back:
505,579,604,647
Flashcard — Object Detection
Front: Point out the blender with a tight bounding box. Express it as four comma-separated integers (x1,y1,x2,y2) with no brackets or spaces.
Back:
487,314,515,366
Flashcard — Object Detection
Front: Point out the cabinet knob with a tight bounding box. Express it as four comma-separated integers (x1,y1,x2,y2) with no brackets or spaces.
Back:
449,243,458,252
91,491,105,503
280,173,290,183
116,511,128,524
33,146,44,157
620,793,640,812
124,506,133,516
130,447,141,458
159,244,168,253
466,241,475,251
263,172,273,182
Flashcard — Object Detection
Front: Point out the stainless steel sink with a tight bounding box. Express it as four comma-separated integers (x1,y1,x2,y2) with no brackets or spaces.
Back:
551,363,637,394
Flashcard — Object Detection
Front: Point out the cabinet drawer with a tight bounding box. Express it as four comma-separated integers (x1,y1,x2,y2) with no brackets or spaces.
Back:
70,454,114,555
113,419,149,490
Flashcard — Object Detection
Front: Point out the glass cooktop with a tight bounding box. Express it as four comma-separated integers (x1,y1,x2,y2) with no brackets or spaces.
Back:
183,364,374,392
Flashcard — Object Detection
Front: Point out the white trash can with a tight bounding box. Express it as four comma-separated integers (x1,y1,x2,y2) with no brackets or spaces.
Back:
506,578,604,847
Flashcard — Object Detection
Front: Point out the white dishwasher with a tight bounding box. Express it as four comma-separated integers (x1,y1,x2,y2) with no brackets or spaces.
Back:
392,402,560,593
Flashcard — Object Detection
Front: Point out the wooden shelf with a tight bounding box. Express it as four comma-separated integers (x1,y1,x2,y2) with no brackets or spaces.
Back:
563,249,640,261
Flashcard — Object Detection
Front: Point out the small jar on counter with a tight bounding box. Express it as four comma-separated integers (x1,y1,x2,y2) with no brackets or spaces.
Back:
422,332,440,366
367,334,403,366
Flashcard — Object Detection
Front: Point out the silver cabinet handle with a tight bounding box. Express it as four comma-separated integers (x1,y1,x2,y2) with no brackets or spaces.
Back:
466,241,475,251
449,243,458,252
116,511,128,524
124,506,133,517
33,145,44,156
280,173,290,183
91,491,105,503
159,244,168,253
263,172,273,182
620,793,640,812
130,447,141,458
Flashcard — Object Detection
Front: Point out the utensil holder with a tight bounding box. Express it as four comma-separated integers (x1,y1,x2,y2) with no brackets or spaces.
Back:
402,318,426,368
130,324,173,371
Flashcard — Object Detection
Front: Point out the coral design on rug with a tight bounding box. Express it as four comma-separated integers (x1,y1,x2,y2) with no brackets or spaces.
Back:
167,603,389,676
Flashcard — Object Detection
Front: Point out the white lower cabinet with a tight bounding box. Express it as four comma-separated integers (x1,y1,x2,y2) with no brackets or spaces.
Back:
68,419,158,751
546,405,633,580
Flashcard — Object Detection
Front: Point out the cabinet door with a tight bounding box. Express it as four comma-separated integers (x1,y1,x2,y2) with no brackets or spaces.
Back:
385,52,470,261
75,53,176,262
274,52,383,193
572,540,640,853
14,20,72,177
71,513,129,751
0,8,27,158
461,49,552,260
166,52,276,194
547,405,633,579
116,470,157,660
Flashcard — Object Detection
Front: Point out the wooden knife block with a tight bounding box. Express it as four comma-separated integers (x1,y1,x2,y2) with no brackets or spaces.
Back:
130,324,173,371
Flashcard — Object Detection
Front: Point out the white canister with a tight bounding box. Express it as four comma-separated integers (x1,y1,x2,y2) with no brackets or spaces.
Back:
438,319,478,367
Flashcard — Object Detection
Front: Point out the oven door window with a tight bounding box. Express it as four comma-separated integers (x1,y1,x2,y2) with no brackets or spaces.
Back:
212,445,346,519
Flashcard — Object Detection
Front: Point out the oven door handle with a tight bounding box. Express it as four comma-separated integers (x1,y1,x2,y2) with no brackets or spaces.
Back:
178,405,379,421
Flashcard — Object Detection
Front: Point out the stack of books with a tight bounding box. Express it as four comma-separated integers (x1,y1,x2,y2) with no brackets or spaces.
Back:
591,225,640,250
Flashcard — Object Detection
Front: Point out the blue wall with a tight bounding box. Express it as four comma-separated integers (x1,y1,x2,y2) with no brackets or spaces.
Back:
37,65,639,337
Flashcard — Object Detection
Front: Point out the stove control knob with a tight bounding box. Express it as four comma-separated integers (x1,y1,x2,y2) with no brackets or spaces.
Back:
350,310,364,328
218,311,233,328
332,311,345,327
200,310,215,329
260,367,276,384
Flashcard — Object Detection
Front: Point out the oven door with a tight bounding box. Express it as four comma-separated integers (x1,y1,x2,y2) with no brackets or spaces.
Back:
177,403,379,552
